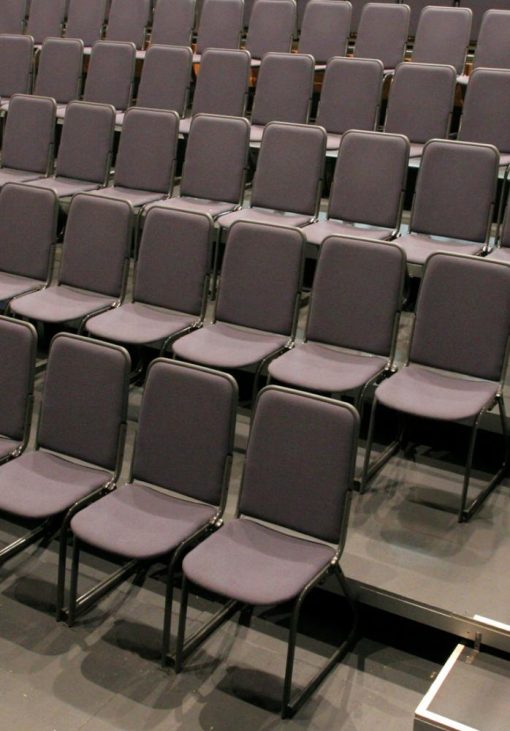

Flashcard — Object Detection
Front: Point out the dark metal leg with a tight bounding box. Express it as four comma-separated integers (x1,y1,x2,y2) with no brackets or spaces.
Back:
361,400,404,493
0,520,52,566
67,538,81,626
161,558,177,667
174,576,190,673
56,522,71,621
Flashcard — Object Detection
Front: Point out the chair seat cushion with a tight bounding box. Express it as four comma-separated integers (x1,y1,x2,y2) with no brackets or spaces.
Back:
90,186,167,208
0,168,45,185
56,104,67,119
376,364,499,422
398,232,483,265
146,196,237,218
303,219,393,246
219,207,312,230
86,302,197,345
179,116,192,135
28,176,101,197
71,482,217,559
11,285,115,323
249,124,265,144
172,321,288,368
487,247,510,263
183,517,336,605
0,436,21,462
115,111,125,127
409,142,424,159
269,341,388,393
326,133,342,151
0,450,110,519
0,272,44,302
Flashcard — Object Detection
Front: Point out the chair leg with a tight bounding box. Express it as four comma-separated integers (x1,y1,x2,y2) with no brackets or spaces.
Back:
361,399,403,493
161,556,178,668
174,576,190,673
67,537,81,626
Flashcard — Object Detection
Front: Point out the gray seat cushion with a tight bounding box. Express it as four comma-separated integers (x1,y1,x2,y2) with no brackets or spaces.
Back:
326,133,342,151
303,219,393,246
409,142,425,158
86,302,197,345
0,272,44,302
146,196,238,218
487,247,510,263
179,116,192,135
28,176,101,197
249,124,265,143
399,232,483,265
90,186,167,208
219,206,312,229
11,285,115,323
0,168,46,185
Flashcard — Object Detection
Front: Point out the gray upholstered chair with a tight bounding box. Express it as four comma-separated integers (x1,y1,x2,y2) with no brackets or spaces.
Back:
106,0,152,49
175,385,359,718
458,7,510,83
245,0,296,67
192,0,243,63
65,0,109,47
26,0,66,45
411,5,472,74
354,2,410,73
147,0,195,49
0,0,28,34
407,0,455,37
362,252,510,523
297,0,351,68
0,34,34,109
34,38,84,109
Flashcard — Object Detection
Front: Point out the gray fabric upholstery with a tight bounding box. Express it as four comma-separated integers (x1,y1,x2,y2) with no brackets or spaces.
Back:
245,0,296,60
149,197,238,218
0,317,36,442
188,48,250,120
412,6,472,73
106,0,151,49
90,186,167,207
408,0,456,37
0,34,33,98
385,63,457,146
410,140,498,243
136,44,192,117
354,2,410,70
458,68,510,156
0,272,48,301
0,168,46,185
470,9,510,70
251,52,314,128
66,0,108,46
0,0,27,34
26,0,66,44
195,0,243,54
303,220,392,246
34,38,83,104
28,177,101,197
37,334,130,470
219,207,313,229
150,0,195,46
84,41,136,111
10,286,116,322
398,232,483,265
350,0,398,34
86,303,196,344
488,247,510,262
1,94,56,175
316,57,383,137
298,0,351,65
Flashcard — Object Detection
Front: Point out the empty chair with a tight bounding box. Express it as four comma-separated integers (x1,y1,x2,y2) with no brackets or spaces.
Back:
412,6,472,75
0,184,58,306
90,107,179,208
0,95,56,187
26,0,66,44
0,333,130,612
0,34,34,108
219,122,326,230
63,359,237,664
245,0,297,66
249,52,314,143
148,0,195,49
145,114,250,218
354,2,410,73
302,130,408,246
10,194,132,329
459,9,510,84
0,0,27,34
179,48,250,134
192,0,243,63
362,252,510,523
34,38,84,108
106,0,151,49
408,0,456,37
459,0,510,43
86,207,213,348
384,62,457,158
297,0,351,67
27,101,116,199
349,0,394,34
316,56,384,151
397,139,499,266
175,385,359,718
66,0,109,47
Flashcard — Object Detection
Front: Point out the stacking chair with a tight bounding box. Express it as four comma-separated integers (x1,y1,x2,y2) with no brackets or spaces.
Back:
147,0,195,50
249,52,314,143
362,252,510,523
302,130,408,246
0,95,56,187
106,0,152,50
63,359,237,664
384,62,457,158
10,194,133,329
89,107,179,208
459,1,509,43
0,333,130,615
0,317,36,463
297,0,351,68
315,57,384,151
86,207,213,350
245,0,297,67
458,9,510,84
65,0,109,47
33,38,84,109
269,236,405,406
407,0,455,38
0,0,28,34
0,184,58,306
27,101,116,199
397,140,499,267
192,0,243,63
0,34,34,109
172,220,304,395
179,48,250,134
354,2,410,74
411,5,472,75
26,0,66,45
218,122,325,230
349,0,393,33
175,385,359,718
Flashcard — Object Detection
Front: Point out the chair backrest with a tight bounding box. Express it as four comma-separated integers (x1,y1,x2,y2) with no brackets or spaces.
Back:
59,194,132,297
38,333,130,471
251,122,326,216
34,38,84,104
2,94,56,173
0,183,58,283
459,1,510,44
216,220,304,335
84,40,136,111
328,130,408,229
106,0,151,48
136,44,192,117
0,0,27,34
55,101,116,183
472,9,510,71
410,253,510,382
0,34,33,99
307,235,405,357
132,359,237,505
113,107,179,193
181,114,250,203
150,0,195,45
245,0,296,60
408,0,455,37
239,385,358,544
26,0,66,44
191,48,250,117
66,0,109,46
251,52,314,127
384,62,456,144
316,56,383,135
410,139,499,243
354,2,410,70
349,0,394,34
195,0,243,54
412,6,471,74
458,68,510,156
135,207,212,313
0,316,36,446
298,0,351,65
